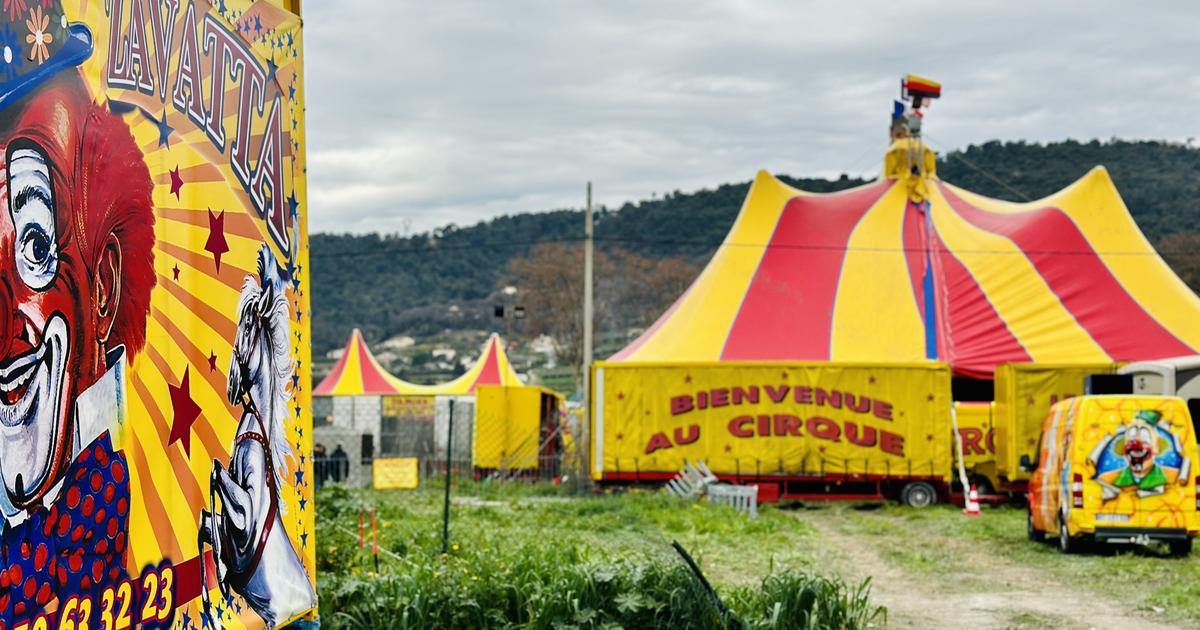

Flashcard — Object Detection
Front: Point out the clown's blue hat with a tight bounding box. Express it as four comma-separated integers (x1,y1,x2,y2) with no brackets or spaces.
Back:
0,3,92,111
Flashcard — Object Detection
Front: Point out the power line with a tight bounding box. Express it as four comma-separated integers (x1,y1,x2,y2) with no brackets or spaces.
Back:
311,232,1200,260
926,135,1033,202
311,148,1200,262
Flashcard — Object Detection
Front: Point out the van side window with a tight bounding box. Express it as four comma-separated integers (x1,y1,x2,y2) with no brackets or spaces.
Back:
1188,399,1200,437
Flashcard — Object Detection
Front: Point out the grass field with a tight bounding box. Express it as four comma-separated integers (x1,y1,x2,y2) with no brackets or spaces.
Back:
315,483,1200,628
316,483,882,629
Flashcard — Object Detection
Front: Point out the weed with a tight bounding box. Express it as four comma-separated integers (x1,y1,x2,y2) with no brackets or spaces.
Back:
316,486,882,629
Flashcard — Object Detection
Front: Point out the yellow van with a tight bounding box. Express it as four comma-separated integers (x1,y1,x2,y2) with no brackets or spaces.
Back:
1025,395,1199,555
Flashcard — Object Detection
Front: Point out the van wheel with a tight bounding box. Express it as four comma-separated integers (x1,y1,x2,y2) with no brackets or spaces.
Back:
1027,509,1043,542
900,482,937,508
1058,515,1076,554
1169,538,1193,557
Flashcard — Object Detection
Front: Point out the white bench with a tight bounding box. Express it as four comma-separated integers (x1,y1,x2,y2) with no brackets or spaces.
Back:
707,484,759,518
664,460,718,499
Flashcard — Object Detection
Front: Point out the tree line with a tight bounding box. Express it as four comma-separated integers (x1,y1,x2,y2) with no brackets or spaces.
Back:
311,139,1200,358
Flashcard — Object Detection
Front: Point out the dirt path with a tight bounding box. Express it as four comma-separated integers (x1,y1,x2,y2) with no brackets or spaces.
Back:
804,511,1176,629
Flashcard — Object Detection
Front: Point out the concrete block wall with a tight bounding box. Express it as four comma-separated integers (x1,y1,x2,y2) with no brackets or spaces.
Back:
380,417,435,458
435,396,475,462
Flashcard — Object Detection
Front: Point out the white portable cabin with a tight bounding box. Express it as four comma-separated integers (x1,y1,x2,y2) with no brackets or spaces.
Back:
1118,356,1200,398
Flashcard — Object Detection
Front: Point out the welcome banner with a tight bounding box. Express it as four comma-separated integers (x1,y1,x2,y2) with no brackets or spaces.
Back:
593,363,951,482
0,0,314,628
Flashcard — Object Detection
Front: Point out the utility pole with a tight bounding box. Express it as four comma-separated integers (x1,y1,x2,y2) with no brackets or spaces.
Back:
581,182,594,481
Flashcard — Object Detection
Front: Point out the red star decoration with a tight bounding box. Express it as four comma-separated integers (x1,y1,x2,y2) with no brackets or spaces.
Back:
204,209,230,271
169,166,184,199
172,264,180,280
168,366,202,457
207,351,218,373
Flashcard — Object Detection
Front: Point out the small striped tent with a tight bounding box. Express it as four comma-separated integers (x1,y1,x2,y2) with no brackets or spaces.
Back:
315,329,522,395
313,330,525,477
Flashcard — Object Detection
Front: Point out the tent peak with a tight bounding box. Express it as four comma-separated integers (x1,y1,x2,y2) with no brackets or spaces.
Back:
1086,164,1113,181
884,138,937,203
941,162,1119,211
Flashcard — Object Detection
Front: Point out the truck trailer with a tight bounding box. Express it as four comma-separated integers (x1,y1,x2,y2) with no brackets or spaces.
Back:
592,362,953,506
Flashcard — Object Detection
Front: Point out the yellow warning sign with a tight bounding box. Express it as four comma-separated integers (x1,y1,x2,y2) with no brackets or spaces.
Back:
374,457,420,489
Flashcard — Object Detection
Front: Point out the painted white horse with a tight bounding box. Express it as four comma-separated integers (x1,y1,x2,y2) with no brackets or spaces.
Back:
198,246,314,628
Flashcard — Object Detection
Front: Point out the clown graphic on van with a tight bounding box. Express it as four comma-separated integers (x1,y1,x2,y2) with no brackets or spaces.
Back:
1028,396,1199,556
1089,409,1189,500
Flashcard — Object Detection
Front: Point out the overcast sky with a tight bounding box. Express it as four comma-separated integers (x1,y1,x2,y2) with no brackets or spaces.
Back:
302,1,1199,235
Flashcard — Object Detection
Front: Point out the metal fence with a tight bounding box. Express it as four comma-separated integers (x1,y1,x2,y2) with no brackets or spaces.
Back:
312,393,590,493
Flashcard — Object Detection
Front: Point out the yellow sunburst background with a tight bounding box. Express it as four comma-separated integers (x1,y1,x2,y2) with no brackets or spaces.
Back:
69,0,313,627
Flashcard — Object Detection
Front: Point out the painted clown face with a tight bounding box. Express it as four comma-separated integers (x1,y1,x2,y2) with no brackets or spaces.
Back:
0,75,154,510
1123,418,1159,479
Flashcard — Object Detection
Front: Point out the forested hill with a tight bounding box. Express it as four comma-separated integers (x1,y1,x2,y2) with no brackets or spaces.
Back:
310,139,1200,355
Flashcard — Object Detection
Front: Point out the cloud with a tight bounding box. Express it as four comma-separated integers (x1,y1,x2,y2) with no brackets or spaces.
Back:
303,0,1200,234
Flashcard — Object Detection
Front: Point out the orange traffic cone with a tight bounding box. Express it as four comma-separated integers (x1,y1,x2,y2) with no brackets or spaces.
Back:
963,484,981,516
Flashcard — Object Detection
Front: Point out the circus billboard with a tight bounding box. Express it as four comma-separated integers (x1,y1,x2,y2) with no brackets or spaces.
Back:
0,0,315,628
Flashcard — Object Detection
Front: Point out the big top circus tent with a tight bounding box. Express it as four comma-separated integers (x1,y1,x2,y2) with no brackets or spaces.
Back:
609,155,1200,377
591,81,1200,493
315,329,523,396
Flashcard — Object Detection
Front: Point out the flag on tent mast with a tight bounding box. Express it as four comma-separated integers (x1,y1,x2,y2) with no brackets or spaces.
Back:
902,74,942,109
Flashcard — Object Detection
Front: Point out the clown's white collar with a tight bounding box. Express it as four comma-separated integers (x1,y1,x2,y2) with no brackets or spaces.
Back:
72,346,127,455
1,347,128,525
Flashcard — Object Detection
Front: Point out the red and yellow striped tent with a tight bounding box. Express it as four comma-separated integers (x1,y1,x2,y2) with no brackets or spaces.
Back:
612,148,1200,377
315,329,523,396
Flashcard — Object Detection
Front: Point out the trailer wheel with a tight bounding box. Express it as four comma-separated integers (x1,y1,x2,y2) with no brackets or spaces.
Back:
1058,514,1076,554
1169,538,1193,557
1026,509,1043,542
970,476,995,496
900,482,937,508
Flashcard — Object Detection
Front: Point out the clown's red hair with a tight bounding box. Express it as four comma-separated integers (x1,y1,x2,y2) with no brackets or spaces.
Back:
12,75,156,356
76,90,156,357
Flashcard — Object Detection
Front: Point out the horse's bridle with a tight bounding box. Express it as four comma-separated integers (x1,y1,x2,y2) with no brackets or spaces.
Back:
221,323,282,592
